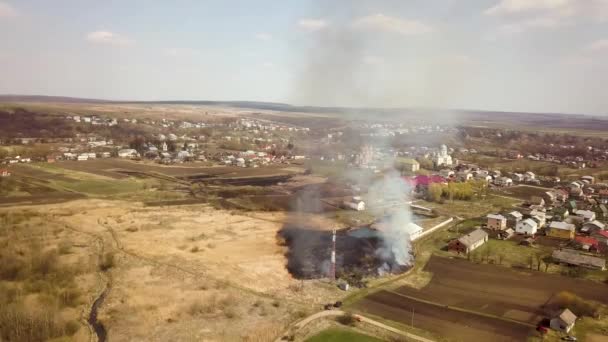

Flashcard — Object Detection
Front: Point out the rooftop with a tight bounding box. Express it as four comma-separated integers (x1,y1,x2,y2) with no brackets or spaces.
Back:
457,229,488,248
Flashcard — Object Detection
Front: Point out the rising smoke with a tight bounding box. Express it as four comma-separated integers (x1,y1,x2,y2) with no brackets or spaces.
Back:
366,169,416,273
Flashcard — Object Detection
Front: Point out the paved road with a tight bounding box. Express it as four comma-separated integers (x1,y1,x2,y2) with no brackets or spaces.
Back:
277,309,435,342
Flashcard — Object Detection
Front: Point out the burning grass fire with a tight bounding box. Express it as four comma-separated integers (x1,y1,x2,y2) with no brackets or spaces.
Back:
278,224,413,282
278,169,418,284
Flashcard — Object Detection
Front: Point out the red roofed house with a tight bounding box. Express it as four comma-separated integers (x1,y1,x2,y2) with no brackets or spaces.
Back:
402,175,446,189
600,189,608,204
575,236,599,252
591,230,608,247
0,169,10,177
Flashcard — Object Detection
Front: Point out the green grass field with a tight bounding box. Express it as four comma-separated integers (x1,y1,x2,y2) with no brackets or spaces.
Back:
305,328,384,342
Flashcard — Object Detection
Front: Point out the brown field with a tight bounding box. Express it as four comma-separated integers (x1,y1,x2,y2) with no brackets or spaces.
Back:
354,256,608,342
493,185,552,201
52,159,303,180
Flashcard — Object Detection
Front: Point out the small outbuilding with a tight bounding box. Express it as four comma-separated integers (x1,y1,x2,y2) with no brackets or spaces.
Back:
552,249,606,270
550,308,577,333
448,229,488,254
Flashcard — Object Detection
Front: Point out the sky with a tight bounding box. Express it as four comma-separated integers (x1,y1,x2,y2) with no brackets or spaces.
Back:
0,0,607,115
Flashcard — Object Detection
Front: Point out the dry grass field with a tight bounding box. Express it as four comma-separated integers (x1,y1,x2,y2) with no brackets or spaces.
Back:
0,199,346,341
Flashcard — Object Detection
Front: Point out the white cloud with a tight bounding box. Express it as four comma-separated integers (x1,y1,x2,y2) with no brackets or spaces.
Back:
486,0,608,21
0,2,17,17
485,0,608,35
353,14,433,36
587,39,608,52
499,16,563,34
298,18,328,31
86,31,132,46
485,0,571,16
254,33,272,41
262,62,275,68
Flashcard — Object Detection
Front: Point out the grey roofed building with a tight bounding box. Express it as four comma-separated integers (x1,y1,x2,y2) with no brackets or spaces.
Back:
583,220,606,231
549,221,575,232
552,249,606,270
458,229,488,250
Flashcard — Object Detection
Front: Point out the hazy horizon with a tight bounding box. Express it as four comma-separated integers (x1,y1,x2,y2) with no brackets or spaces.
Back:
1,0,608,115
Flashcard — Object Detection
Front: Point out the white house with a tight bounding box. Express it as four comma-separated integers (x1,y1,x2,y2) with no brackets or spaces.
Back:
576,210,596,222
344,198,366,211
524,171,536,182
516,218,538,235
406,222,424,241
77,154,88,161
236,157,246,167
495,177,513,186
177,150,191,159
512,173,524,182
550,309,577,333
117,149,139,158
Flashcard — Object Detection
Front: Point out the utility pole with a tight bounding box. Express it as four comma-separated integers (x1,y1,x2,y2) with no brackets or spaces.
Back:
330,229,336,282
411,307,415,328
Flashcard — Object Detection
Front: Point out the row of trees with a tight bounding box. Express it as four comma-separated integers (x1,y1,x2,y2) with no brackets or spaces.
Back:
426,180,489,202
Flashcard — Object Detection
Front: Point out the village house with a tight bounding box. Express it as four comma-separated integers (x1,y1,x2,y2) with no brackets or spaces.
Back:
547,221,575,240
552,249,606,270
574,236,599,252
118,149,139,158
497,228,515,240
457,171,473,182
516,218,538,235
0,169,10,177
575,209,596,222
344,197,366,211
486,214,507,230
592,230,608,246
494,176,513,187
506,211,523,228
550,308,577,333
512,173,524,182
581,220,606,234
77,154,88,161
530,196,545,207
599,189,608,204
552,207,570,221
448,229,488,254
397,158,420,172
524,171,536,182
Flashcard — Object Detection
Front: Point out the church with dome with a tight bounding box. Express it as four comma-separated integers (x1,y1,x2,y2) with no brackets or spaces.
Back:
434,144,453,167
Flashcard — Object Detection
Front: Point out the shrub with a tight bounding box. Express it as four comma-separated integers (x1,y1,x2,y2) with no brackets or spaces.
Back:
99,252,115,271
58,241,72,255
336,312,357,326
58,287,81,308
64,320,80,336
190,246,200,253
553,291,600,318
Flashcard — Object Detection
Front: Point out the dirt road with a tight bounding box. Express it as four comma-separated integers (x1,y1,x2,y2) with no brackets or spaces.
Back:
278,310,435,342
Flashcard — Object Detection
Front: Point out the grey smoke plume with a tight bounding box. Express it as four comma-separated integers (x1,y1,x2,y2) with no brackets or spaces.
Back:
366,169,416,271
